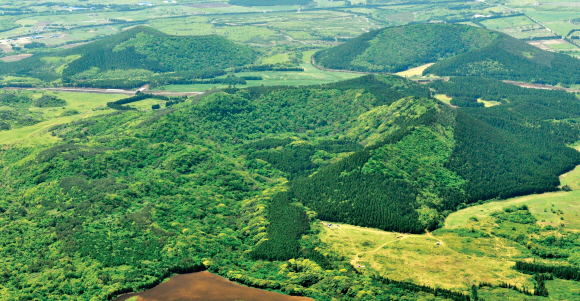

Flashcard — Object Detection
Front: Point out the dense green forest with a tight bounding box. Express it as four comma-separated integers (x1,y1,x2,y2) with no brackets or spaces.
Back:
3,74,580,300
315,23,580,86
425,35,580,86
314,23,500,73
0,26,256,88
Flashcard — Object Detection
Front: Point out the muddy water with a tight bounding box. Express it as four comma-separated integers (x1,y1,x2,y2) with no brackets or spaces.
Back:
113,271,313,301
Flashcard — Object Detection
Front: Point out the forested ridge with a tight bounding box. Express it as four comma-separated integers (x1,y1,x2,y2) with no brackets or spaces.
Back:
0,26,256,88
315,23,580,86
2,74,580,300
314,23,500,73
425,34,580,86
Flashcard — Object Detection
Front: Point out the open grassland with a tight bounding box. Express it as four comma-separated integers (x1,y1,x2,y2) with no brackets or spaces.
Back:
478,99,502,107
127,98,167,111
261,53,291,65
0,92,124,147
319,222,534,291
157,61,361,92
434,94,452,105
395,63,434,77
445,190,580,230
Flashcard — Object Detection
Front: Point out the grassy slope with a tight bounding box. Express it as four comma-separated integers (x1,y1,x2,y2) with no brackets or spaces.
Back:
0,92,124,146
156,51,361,91
319,222,531,290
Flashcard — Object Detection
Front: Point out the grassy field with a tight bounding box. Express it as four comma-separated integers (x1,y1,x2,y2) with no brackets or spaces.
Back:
127,98,167,111
395,63,434,77
434,94,452,105
0,91,124,147
445,190,580,230
156,59,362,92
319,222,533,291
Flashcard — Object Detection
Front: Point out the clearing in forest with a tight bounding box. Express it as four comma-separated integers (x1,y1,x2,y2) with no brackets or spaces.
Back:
319,222,532,291
395,63,434,77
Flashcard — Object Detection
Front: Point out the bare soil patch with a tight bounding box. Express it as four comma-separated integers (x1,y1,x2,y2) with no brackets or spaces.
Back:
0,54,33,62
113,271,313,301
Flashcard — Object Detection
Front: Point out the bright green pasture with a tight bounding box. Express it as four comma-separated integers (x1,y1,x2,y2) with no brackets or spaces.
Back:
261,53,290,64
434,94,452,105
0,92,124,147
126,98,167,111
544,21,580,37
157,62,362,92
481,15,538,30
445,189,580,230
546,41,579,50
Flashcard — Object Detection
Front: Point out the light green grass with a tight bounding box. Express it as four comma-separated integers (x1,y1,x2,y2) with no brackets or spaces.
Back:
544,21,580,37
434,94,452,105
261,53,290,65
481,15,538,30
546,41,579,50
445,189,580,230
319,222,533,291
126,98,166,111
0,92,125,147
478,99,502,107
157,62,361,92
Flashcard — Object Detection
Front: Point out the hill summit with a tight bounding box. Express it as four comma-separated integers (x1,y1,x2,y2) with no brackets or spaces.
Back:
314,23,580,86
0,26,256,85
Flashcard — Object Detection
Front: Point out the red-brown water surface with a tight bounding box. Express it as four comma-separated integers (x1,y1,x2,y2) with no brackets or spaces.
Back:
113,271,313,301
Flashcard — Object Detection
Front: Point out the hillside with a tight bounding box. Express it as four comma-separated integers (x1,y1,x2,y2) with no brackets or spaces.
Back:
424,35,580,85
0,26,256,88
313,23,500,73
314,23,580,85
2,74,580,300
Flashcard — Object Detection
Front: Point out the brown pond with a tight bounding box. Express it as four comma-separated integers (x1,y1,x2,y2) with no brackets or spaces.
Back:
113,271,313,301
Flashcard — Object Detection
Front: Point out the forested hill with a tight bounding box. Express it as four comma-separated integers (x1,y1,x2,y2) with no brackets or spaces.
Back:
313,23,500,73
2,74,580,300
424,34,580,85
315,23,580,86
0,26,256,83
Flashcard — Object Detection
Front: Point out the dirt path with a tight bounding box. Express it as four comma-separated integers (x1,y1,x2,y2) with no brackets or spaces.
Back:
503,80,580,92
425,230,443,246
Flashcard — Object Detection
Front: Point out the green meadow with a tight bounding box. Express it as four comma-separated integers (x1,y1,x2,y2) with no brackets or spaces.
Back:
0,91,124,147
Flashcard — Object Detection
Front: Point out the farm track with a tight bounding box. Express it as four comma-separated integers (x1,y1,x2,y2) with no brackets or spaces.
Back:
503,80,580,92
